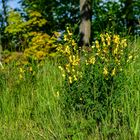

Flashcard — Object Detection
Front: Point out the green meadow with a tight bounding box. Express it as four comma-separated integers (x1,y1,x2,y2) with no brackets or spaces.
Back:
0,38,139,140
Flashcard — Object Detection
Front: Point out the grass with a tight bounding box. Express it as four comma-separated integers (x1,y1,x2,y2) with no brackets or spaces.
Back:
0,38,140,139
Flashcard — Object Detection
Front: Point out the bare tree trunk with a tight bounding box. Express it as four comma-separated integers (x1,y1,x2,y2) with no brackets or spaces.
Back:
79,0,92,47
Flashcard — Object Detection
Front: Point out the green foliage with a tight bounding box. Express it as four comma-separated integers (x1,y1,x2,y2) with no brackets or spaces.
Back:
20,0,79,32
57,29,136,125
4,10,59,64
20,0,140,37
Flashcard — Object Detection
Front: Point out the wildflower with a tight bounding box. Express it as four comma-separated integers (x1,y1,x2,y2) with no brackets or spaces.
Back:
111,68,116,76
62,74,66,78
103,47,108,53
69,56,73,63
69,76,72,84
128,55,133,60
106,33,111,46
64,35,67,41
58,66,63,71
72,39,76,46
103,42,106,47
85,60,88,65
65,45,70,54
95,40,100,49
66,27,72,36
113,47,118,55
89,57,95,64
103,67,108,76
65,64,70,73
100,35,105,42
91,45,95,49
73,75,77,81
19,74,23,79
121,39,127,47
19,67,24,73
29,67,33,72
113,35,120,44
72,68,75,72
127,55,133,62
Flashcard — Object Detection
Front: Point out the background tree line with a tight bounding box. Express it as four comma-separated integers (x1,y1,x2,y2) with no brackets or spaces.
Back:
0,0,140,52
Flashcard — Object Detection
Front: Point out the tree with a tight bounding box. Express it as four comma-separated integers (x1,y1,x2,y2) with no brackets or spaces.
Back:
20,0,79,33
79,0,92,47
0,0,8,50
120,0,140,34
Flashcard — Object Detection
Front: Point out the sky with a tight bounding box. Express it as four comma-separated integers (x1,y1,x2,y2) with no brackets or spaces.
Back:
0,0,20,10
8,0,21,9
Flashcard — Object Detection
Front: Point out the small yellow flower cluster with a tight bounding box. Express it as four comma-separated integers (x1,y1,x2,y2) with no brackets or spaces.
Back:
85,56,96,65
57,28,82,84
94,33,129,78
58,30,134,83
18,65,36,81
19,67,25,80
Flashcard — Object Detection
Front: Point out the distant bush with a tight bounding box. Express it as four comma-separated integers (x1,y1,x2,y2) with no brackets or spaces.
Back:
4,10,59,64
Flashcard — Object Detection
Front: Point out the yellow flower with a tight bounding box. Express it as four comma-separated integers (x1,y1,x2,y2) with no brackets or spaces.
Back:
103,67,108,76
106,33,111,46
65,45,70,54
103,47,108,53
72,39,76,46
101,36,105,42
58,66,63,71
103,42,106,47
72,68,75,72
121,39,127,47
113,34,120,44
73,75,77,81
19,74,23,79
66,27,72,36
91,45,95,49
113,47,118,55
127,55,133,62
69,76,72,84
128,55,133,60
95,40,100,49
19,68,24,73
69,56,73,63
62,74,66,78
89,57,95,64
64,35,67,41
111,68,116,76
65,64,70,73
85,60,89,65
29,67,33,72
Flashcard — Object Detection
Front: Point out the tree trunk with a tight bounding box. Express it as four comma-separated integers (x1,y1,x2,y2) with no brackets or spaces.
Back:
79,0,92,47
